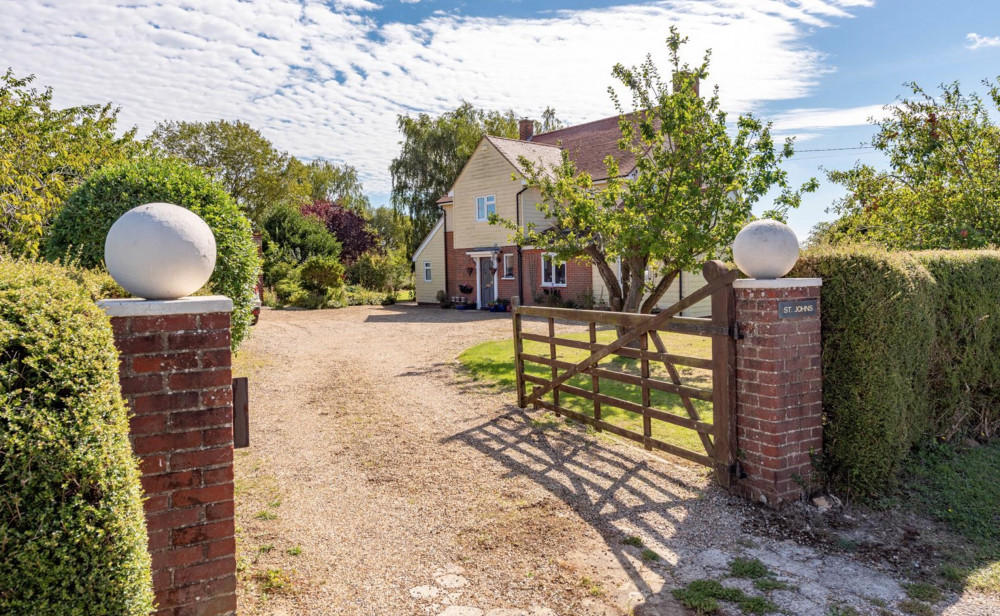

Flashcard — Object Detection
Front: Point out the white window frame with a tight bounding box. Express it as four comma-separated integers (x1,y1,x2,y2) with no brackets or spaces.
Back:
423,261,432,282
476,195,496,222
502,253,515,279
541,253,567,287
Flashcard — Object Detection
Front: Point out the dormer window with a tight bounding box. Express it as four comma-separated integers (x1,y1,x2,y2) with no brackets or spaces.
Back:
476,195,496,222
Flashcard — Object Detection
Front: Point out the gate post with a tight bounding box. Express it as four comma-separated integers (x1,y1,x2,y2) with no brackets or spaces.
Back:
100,296,237,616
732,279,823,508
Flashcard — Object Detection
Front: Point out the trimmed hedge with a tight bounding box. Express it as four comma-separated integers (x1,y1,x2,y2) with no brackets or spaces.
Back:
791,246,1000,499
0,259,153,614
45,157,260,348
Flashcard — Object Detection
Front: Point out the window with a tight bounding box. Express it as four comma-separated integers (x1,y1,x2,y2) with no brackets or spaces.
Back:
502,253,514,279
423,261,432,282
476,195,496,222
541,253,566,287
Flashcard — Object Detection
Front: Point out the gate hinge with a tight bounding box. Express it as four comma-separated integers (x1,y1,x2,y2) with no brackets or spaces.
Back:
730,323,744,341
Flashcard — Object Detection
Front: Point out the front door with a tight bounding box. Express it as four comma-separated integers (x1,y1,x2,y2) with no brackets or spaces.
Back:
480,257,495,306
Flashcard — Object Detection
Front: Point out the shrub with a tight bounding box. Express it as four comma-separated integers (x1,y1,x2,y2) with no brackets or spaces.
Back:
44,157,260,348
791,246,936,498
914,251,1000,439
0,259,153,614
792,245,1000,498
262,204,340,266
347,249,410,293
298,255,344,293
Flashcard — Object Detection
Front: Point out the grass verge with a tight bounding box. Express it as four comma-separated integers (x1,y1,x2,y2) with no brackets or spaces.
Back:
459,327,713,453
902,440,1000,594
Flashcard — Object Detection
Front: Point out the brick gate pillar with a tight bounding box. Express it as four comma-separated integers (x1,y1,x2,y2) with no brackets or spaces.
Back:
732,279,823,508
100,296,237,616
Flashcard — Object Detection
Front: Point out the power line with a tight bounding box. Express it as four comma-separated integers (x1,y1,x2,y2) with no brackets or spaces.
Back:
794,145,876,153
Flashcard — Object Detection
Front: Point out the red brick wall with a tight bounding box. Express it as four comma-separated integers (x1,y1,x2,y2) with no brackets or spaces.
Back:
520,249,592,306
110,312,237,616
733,284,822,508
445,231,478,302
442,234,593,307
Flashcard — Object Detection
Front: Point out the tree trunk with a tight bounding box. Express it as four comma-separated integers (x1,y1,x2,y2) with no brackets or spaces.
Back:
640,269,679,314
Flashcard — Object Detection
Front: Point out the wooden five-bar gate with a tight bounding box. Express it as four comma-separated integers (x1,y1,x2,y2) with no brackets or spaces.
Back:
512,260,739,486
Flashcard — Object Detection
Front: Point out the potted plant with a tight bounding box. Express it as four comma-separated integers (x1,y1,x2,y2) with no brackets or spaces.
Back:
458,283,473,295
435,290,452,309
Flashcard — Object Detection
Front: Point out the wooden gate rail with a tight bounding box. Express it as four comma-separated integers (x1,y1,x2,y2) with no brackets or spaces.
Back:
512,260,738,486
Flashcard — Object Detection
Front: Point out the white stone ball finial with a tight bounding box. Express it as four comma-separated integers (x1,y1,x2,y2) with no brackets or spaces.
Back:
732,219,799,279
104,203,217,300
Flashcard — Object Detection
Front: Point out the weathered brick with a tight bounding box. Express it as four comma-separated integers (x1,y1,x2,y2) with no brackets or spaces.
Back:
199,313,231,330
171,447,231,471
131,314,199,333
203,465,234,487
200,349,232,369
147,506,203,532
120,374,165,395
172,521,233,547
169,369,232,391
168,330,230,351
204,536,236,560
171,407,232,430
133,352,200,374
172,483,232,508
141,470,200,495
134,431,202,455
132,392,200,415
118,333,165,354
174,556,236,586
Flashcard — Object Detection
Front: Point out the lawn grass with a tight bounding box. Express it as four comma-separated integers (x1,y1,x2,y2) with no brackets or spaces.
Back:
459,326,714,454
903,440,1000,594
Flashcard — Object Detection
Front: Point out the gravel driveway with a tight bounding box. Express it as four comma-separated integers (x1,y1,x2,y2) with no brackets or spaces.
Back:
233,304,997,616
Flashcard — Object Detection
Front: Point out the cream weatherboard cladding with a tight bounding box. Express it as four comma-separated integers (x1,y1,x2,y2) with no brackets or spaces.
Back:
591,265,712,318
412,216,446,304
451,140,525,250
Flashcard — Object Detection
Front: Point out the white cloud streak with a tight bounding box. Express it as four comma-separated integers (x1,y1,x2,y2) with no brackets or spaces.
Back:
772,104,888,131
966,32,1000,50
0,0,871,195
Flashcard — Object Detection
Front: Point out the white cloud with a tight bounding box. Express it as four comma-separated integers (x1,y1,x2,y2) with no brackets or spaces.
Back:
334,0,381,11
0,0,871,195
966,32,1000,50
772,104,889,131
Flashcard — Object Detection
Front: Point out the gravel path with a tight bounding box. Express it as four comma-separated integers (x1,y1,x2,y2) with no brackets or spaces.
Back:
233,305,997,616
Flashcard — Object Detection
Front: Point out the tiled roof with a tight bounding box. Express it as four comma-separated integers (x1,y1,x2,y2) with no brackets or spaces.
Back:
484,135,563,178
434,113,637,205
530,113,636,180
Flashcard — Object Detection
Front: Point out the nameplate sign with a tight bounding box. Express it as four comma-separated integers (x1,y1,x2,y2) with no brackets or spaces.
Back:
778,299,817,318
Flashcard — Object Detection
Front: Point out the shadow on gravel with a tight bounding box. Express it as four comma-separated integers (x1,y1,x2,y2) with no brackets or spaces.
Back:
364,305,511,324
443,407,705,615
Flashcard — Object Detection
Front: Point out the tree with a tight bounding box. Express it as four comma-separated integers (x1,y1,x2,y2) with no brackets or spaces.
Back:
389,102,520,253
45,157,260,348
300,159,370,211
537,106,565,133
824,79,1000,249
301,199,377,263
369,206,413,254
496,29,816,314
148,119,303,224
0,69,139,257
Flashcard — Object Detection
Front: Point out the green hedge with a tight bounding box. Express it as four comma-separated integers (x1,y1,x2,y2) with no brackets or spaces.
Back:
0,259,153,614
45,157,260,348
791,246,1000,499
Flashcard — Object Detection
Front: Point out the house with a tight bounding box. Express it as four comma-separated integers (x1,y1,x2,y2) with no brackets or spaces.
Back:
411,114,711,317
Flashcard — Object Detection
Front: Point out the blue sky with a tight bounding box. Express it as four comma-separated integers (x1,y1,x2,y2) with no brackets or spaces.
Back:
2,0,1000,240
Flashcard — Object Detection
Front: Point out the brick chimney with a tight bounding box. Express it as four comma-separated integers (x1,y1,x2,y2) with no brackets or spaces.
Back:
519,119,534,141
672,71,700,97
